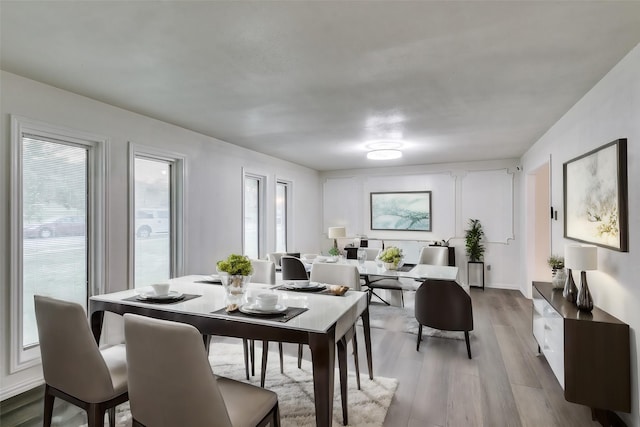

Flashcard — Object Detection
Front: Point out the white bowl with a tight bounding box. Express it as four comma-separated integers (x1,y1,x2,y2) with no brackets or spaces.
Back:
316,256,328,262
289,279,310,288
151,283,170,296
255,293,278,310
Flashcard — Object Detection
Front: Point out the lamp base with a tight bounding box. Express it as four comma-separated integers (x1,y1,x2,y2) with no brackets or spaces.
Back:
563,268,578,303
576,271,594,312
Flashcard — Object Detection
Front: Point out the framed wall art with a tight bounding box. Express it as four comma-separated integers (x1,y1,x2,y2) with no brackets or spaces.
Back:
370,191,432,231
564,139,628,251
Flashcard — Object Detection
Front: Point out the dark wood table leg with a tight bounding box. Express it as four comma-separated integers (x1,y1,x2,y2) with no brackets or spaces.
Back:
337,337,348,426
309,329,336,427
90,310,105,344
261,341,269,388
361,306,373,380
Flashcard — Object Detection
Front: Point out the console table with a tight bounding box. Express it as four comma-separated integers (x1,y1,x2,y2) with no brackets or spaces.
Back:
532,282,630,419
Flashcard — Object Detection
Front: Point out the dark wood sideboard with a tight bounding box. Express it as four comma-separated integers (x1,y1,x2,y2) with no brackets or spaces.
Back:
532,282,630,424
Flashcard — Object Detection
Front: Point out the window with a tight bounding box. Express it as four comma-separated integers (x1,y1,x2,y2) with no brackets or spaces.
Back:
275,181,290,252
243,172,265,259
10,116,105,372
129,146,185,288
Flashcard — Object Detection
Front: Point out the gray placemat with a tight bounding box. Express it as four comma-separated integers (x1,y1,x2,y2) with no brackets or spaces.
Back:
123,293,201,304
211,306,308,323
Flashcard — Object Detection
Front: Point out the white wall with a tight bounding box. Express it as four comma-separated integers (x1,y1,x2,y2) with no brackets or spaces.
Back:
320,159,522,290
520,43,640,425
0,71,322,399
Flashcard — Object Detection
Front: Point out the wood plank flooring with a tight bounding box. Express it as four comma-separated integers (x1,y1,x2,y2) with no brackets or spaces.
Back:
0,288,599,426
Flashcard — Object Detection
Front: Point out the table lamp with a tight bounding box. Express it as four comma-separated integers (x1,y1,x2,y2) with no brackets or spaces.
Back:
565,244,598,312
328,226,346,250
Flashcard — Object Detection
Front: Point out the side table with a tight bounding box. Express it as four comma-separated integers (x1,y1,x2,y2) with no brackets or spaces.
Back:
467,261,484,291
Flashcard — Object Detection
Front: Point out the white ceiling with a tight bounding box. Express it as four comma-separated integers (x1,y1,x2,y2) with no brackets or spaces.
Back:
2,1,639,171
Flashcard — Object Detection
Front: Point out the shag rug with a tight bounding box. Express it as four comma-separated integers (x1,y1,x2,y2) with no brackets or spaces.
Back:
85,343,398,427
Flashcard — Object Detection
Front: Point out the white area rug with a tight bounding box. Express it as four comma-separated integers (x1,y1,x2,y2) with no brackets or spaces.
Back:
90,343,398,427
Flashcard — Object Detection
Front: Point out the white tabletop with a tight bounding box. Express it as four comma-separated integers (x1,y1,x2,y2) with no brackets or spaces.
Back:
90,275,368,335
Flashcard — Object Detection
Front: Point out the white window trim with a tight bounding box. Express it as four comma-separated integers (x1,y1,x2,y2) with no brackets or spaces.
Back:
242,169,266,259
128,143,186,288
9,115,107,373
276,179,293,253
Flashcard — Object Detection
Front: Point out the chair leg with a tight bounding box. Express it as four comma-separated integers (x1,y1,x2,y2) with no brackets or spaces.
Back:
416,324,422,351
243,338,250,380
278,342,284,374
465,331,472,359
250,339,256,377
43,385,55,427
108,407,116,427
352,333,361,390
337,337,349,426
86,403,103,427
261,341,269,388
297,344,303,369
272,402,281,427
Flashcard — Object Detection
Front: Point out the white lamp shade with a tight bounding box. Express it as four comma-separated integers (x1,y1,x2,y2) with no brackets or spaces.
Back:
328,226,346,239
565,245,598,271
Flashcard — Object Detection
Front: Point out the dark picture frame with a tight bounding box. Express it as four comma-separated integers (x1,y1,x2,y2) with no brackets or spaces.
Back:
563,139,628,252
370,191,432,231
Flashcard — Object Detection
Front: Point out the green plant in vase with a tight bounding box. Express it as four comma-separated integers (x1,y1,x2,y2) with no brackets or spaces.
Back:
216,254,254,304
547,254,566,289
328,246,340,257
379,246,403,270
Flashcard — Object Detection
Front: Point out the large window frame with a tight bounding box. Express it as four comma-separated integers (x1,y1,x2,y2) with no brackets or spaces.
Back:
242,170,266,259
9,116,106,373
275,179,292,253
128,143,185,288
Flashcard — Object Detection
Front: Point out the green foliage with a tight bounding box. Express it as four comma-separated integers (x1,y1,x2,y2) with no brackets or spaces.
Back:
328,246,340,256
379,246,403,264
547,254,564,269
464,219,485,262
216,254,253,276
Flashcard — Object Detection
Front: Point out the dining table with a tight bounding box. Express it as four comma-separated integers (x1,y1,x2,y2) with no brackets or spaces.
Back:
89,275,372,427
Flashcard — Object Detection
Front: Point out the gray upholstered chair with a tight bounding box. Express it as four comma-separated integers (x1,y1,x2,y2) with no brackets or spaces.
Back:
267,252,286,269
124,313,280,427
280,256,309,280
415,279,473,358
417,246,449,266
34,295,128,427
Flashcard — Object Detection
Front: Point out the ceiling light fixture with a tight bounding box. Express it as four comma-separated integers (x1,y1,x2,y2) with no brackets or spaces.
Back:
367,149,402,160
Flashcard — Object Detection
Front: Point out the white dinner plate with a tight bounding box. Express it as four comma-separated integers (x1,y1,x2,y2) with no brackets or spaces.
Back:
239,304,287,315
137,291,183,300
324,258,337,263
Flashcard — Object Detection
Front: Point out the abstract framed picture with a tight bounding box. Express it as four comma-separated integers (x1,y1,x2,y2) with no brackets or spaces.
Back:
563,139,628,252
370,191,432,231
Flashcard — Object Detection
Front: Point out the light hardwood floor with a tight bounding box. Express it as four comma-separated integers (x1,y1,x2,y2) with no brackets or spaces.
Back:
0,288,600,426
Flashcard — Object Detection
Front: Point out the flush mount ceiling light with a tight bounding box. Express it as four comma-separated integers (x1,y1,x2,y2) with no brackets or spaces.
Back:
365,140,403,160
367,149,402,160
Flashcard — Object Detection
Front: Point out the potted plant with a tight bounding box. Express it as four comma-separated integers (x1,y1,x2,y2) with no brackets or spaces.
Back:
216,254,254,303
379,246,403,270
547,254,566,289
328,246,340,258
464,219,485,262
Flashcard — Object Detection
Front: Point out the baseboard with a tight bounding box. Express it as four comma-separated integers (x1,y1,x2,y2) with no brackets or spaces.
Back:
0,377,44,402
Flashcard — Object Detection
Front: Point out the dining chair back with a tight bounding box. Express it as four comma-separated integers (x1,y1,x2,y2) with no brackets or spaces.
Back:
251,259,276,285
415,279,473,358
418,246,449,266
34,295,128,427
310,263,361,290
267,252,286,267
363,248,381,260
280,256,309,280
124,313,280,427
